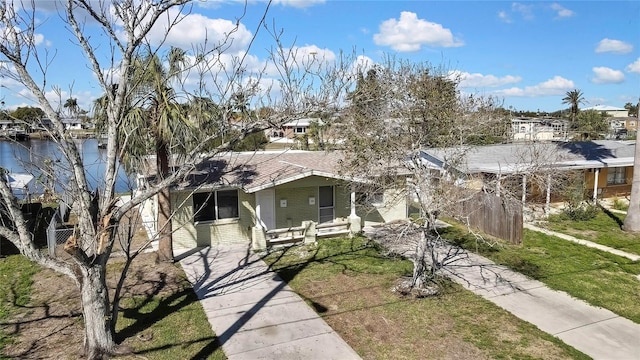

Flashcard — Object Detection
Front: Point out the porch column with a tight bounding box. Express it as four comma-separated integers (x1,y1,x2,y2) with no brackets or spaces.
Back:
593,168,599,203
348,188,362,234
522,174,527,205
256,204,262,228
545,173,551,215
251,203,267,250
350,190,357,217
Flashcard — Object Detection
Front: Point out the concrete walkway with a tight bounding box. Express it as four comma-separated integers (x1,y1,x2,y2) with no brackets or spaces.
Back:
178,245,361,360
443,250,640,359
524,223,640,261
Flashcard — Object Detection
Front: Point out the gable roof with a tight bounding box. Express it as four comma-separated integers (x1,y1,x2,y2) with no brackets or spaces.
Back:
166,151,352,193
422,140,636,175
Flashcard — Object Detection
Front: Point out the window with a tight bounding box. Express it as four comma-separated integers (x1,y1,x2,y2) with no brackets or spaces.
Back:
193,190,239,222
294,127,306,134
607,167,626,185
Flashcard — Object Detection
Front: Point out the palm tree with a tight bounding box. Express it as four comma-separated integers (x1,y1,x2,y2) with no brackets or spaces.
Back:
93,47,190,261
562,89,585,128
64,97,79,119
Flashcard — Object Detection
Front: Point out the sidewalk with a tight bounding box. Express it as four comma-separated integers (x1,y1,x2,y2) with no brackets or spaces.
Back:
178,245,361,360
443,248,640,360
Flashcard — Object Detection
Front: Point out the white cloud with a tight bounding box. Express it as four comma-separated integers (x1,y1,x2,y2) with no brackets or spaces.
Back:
113,6,253,53
272,0,326,8
498,10,511,23
550,3,574,18
511,3,534,20
625,57,640,74
151,13,252,53
595,38,633,54
450,71,521,88
494,76,574,97
349,55,375,77
591,67,625,84
373,11,463,52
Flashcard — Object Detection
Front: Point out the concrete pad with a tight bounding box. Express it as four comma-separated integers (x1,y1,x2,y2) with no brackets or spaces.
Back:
180,245,361,360
489,287,617,334
231,332,360,360
555,316,640,360
433,244,640,359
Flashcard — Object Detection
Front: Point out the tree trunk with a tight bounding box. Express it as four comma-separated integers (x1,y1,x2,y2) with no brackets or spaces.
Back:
411,230,428,289
81,265,117,360
624,133,640,232
156,140,173,262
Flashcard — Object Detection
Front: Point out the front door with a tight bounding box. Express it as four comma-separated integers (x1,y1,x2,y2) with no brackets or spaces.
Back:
318,186,334,223
256,189,276,229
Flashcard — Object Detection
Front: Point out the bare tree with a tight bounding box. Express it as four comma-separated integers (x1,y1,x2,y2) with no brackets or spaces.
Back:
0,0,326,358
333,57,509,293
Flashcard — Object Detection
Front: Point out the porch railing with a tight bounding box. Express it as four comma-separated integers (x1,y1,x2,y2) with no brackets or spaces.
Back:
265,220,352,247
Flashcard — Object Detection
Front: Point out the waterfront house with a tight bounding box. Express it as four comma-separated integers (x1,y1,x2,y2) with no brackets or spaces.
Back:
138,150,409,252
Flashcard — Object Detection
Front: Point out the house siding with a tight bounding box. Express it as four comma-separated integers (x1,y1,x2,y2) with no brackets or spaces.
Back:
273,177,350,228
360,187,408,225
172,190,255,249
585,166,634,198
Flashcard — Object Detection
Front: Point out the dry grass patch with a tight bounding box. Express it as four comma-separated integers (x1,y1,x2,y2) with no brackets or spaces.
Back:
1,253,224,360
264,237,589,360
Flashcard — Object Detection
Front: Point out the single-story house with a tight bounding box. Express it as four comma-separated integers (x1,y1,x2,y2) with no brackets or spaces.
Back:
420,140,636,207
269,118,323,140
138,151,409,252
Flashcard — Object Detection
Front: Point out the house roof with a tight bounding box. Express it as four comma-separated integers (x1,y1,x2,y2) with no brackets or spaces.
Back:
583,105,626,112
164,150,353,193
6,173,34,191
421,140,636,175
282,118,323,127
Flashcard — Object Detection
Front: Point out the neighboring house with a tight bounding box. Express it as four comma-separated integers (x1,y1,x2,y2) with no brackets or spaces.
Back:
607,117,629,139
420,140,636,208
269,118,323,141
60,117,83,130
583,105,629,118
626,117,638,132
509,118,569,142
138,151,408,252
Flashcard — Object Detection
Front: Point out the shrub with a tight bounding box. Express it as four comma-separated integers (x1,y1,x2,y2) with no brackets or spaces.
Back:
562,202,599,221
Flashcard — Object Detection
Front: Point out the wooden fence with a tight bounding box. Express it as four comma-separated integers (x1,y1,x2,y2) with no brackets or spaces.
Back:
457,192,523,245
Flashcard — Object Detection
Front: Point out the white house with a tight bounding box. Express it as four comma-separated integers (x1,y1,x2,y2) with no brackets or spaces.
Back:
583,105,629,118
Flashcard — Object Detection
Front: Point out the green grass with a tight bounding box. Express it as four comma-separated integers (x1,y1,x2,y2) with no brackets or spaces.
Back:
0,255,39,356
264,237,588,359
441,224,640,323
116,290,225,360
544,208,640,255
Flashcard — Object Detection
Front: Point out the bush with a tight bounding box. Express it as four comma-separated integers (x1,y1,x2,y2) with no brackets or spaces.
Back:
562,202,599,221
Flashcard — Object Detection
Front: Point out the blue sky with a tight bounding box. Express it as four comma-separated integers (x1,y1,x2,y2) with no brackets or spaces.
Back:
2,1,639,114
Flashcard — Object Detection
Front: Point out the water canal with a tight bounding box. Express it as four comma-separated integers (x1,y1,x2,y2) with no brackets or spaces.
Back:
0,138,135,195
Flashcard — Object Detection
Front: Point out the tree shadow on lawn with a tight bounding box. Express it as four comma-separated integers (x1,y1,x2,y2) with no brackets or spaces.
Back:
113,264,225,358
597,203,625,229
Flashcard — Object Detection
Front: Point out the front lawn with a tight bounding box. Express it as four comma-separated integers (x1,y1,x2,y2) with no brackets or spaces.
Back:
0,255,38,357
543,208,640,255
264,237,588,359
0,253,225,359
